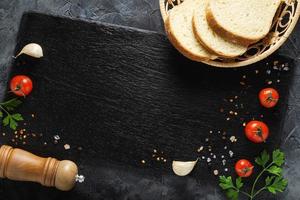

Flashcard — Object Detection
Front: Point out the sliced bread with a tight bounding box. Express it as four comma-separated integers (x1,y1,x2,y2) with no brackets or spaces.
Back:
165,0,217,61
193,0,247,58
207,0,282,45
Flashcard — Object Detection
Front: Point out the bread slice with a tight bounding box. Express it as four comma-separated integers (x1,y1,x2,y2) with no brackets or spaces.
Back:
165,0,217,61
193,0,247,58
207,0,282,45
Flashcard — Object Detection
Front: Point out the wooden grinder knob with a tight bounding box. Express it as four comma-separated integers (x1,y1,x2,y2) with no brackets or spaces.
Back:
0,145,78,191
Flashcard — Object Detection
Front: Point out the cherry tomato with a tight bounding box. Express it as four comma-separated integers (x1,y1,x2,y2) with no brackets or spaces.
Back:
245,120,269,143
10,75,33,96
259,88,279,108
235,159,254,177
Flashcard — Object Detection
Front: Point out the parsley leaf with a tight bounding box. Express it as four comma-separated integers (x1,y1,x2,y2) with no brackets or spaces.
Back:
0,98,23,130
255,150,270,167
267,166,282,176
9,117,18,130
3,116,10,126
267,176,288,194
2,114,23,130
236,177,243,189
226,189,239,200
219,176,243,200
2,98,22,111
272,149,285,166
219,176,235,190
265,176,275,186
219,149,288,200
12,113,24,121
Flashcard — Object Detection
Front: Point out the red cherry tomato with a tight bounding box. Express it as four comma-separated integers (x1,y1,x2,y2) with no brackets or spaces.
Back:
10,75,33,96
259,88,279,108
245,120,269,143
235,159,254,177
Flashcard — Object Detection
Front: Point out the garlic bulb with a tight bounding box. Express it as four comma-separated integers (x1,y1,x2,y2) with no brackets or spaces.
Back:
172,159,198,176
15,43,43,58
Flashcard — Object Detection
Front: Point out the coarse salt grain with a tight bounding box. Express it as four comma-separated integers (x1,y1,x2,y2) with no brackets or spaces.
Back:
54,135,60,140
229,150,234,157
222,159,226,166
197,146,204,152
64,144,70,150
224,168,228,172
207,158,211,163
230,136,237,143
213,170,219,176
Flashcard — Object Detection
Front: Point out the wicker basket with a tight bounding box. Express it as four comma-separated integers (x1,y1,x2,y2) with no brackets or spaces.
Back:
160,0,300,67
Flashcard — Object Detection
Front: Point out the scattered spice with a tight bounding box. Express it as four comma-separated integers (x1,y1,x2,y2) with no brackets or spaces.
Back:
229,136,237,143
213,170,219,176
197,146,204,152
64,144,70,150
222,159,226,166
54,135,60,140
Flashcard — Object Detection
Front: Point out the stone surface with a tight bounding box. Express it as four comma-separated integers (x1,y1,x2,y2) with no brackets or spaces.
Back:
0,1,300,200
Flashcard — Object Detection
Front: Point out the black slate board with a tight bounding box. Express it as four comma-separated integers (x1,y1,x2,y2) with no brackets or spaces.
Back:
0,13,294,200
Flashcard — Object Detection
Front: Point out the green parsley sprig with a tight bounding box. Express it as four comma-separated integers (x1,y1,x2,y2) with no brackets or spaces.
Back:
0,98,23,130
219,149,288,200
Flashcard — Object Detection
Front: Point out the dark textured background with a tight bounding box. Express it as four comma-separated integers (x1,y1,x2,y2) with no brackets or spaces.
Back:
0,1,300,200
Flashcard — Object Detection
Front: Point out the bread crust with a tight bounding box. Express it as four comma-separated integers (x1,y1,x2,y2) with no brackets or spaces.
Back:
192,14,246,58
206,4,258,46
165,16,216,62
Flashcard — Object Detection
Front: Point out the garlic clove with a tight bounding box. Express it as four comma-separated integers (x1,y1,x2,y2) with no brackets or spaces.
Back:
172,159,198,176
15,43,43,58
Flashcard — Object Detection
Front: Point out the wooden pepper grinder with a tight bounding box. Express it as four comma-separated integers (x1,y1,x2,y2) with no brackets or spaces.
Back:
0,145,84,191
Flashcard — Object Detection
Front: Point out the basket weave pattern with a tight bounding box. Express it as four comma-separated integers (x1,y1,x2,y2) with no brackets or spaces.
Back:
160,0,300,67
